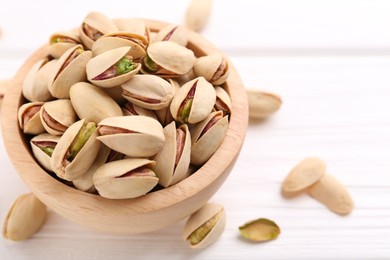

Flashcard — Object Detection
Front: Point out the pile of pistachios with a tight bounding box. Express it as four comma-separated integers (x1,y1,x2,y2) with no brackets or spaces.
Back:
18,11,231,199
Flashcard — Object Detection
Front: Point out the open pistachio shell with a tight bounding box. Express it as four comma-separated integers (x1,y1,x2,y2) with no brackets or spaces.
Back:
121,74,174,110
183,203,226,249
153,122,191,187
113,18,150,47
190,111,228,165
193,54,229,85
87,46,141,88
214,86,232,116
121,101,157,120
51,119,100,181
48,44,92,99
239,218,280,242
40,99,77,136
48,30,80,59
97,116,165,157
70,82,122,123
93,158,158,199
79,11,118,50
30,133,60,172
170,76,216,124
17,102,45,135
155,24,188,46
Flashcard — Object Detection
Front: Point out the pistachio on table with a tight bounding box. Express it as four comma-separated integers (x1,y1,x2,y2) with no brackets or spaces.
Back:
247,89,282,119
239,218,280,242
31,133,60,172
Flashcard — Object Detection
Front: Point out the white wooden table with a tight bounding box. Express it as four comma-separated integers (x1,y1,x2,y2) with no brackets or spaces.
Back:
1,1,390,259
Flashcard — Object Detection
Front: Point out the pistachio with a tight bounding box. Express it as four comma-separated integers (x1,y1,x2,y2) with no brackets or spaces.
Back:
122,101,157,120
214,86,232,116
239,218,280,242
31,133,60,172
193,54,229,85
93,158,158,199
185,0,213,32
17,102,45,135
40,99,77,135
113,18,150,48
154,24,188,46
247,89,282,119
183,203,226,249
48,30,80,59
2,193,47,241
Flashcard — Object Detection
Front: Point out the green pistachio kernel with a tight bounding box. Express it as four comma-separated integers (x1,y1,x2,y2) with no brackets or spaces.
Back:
143,54,158,72
66,122,96,162
116,57,136,75
189,211,222,245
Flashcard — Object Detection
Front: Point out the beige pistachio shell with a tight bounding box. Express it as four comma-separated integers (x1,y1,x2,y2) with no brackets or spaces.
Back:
113,18,149,46
22,58,54,102
30,133,60,172
185,0,213,32
146,41,196,76
79,11,118,50
183,203,226,249
155,106,175,127
70,82,122,123
97,116,165,157
190,111,228,165
214,86,232,116
51,119,101,181
48,44,92,99
193,54,229,85
170,76,216,124
121,101,157,120
155,24,188,46
93,158,158,199
153,122,191,187
247,90,282,119
121,74,174,110
17,102,45,135
87,46,141,88
40,99,77,136
48,30,80,59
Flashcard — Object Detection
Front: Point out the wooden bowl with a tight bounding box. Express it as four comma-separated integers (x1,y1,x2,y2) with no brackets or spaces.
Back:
1,20,248,234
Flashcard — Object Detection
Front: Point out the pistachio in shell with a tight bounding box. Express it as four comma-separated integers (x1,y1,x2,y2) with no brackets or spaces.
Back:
113,18,150,47
86,46,141,88
121,101,157,120
93,158,158,199
40,99,77,136
153,122,191,187
170,76,216,124
70,82,122,123
193,54,229,85
183,203,226,249
48,30,80,59
214,86,232,116
185,0,213,32
17,102,45,135
247,89,282,119
31,133,60,172
239,218,281,242
50,119,100,181
154,24,188,46
97,116,165,157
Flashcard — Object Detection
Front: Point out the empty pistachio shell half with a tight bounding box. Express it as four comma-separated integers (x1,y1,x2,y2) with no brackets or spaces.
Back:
214,86,232,116
170,76,216,124
48,44,92,99
2,193,47,241
309,174,354,215
239,218,280,242
153,122,191,187
154,24,188,46
87,46,141,88
31,133,60,172
122,101,157,120
121,74,174,110
70,82,122,123
97,116,165,157
17,102,45,135
51,119,100,181
183,203,226,249
185,0,213,32
247,89,282,119
193,54,229,85
93,158,158,199
48,30,80,59
40,99,77,136
190,111,228,165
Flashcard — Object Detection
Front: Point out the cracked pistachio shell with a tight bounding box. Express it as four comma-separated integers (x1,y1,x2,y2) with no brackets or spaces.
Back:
22,58,54,102
155,24,188,46
31,133,60,172
193,54,229,85
214,86,232,116
48,44,92,99
170,77,216,124
153,122,191,187
190,111,228,165
183,203,226,249
97,116,165,157
48,30,80,59
93,158,158,199
40,99,77,136
92,33,146,61
2,193,47,241
51,119,100,181
17,102,45,135
143,41,196,76
70,82,122,123
239,218,281,242
86,46,141,88
113,18,150,47
121,101,157,120
79,11,118,50
121,74,174,110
